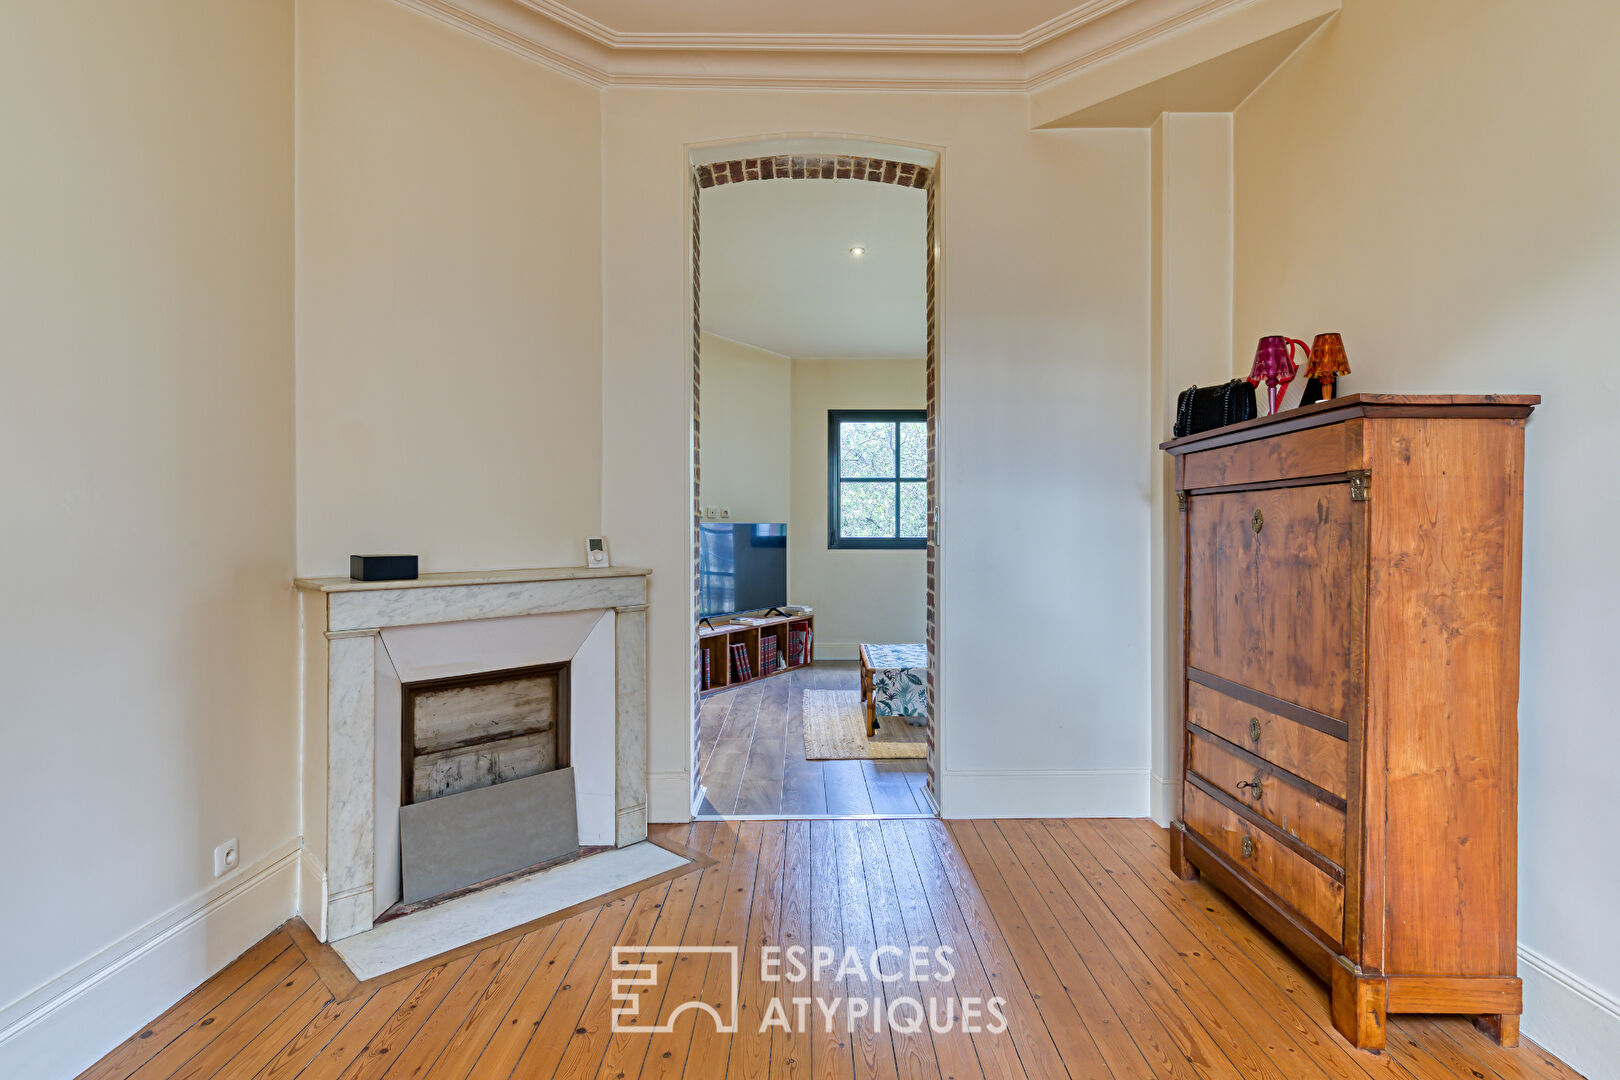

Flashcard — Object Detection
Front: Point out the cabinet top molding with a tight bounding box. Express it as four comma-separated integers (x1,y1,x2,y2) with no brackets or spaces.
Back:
1160,393,1540,455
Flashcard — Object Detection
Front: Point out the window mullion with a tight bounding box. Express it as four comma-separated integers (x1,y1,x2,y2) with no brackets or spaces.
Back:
892,422,902,539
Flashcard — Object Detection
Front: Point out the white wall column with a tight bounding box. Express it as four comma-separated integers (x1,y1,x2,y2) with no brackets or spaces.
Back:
1149,113,1233,825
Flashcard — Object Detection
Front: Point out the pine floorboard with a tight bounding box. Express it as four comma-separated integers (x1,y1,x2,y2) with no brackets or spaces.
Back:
78,819,1586,1080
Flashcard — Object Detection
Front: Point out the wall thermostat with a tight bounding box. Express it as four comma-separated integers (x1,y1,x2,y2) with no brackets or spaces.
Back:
585,536,611,568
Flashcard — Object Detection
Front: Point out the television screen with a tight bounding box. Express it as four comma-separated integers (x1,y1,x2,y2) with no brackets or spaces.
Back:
699,523,787,618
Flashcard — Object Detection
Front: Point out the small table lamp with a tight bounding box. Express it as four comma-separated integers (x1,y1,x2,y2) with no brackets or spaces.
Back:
1305,333,1351,400
1249,335,1310,414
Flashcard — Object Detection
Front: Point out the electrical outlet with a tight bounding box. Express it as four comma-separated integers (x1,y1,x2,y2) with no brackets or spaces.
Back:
719,507,730,519
213,838,239,877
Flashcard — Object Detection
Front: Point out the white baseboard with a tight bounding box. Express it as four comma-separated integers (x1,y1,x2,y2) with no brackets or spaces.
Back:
0,838,300,1080
1521,943,1620,1080
939,768,1150,819
298,847,328,943
649,770,694,823
1150,772,1176,827
916,777,940,816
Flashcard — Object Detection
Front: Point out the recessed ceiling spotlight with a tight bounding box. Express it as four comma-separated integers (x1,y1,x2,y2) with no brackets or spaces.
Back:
849,246,866,257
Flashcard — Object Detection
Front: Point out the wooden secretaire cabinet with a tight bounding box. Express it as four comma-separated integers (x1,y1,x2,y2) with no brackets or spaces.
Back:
1161,394,1538,1050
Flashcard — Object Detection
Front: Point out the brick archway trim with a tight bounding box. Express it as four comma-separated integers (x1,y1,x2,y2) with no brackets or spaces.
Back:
696,155,933,190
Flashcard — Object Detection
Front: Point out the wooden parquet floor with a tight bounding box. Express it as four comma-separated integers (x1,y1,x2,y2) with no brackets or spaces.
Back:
697,661,931,816
78,819,1585,1080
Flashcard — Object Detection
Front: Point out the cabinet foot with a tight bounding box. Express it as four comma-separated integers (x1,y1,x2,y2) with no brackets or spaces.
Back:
1332,959,1387,1050
1168,826,1199,881
1473,1013,1520,1048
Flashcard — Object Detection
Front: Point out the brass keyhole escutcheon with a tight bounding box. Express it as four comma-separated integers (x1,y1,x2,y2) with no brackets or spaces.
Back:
1251,508,1264,533
1236,776,1264,801
1249,716,1262,742
1241,836,1255,858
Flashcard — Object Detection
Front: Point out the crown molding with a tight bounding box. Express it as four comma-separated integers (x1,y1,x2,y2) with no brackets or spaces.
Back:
1025,0,1246,90
1029,0,1337,125
394,0,1331,98
400,0,612,85
510,0,1141,53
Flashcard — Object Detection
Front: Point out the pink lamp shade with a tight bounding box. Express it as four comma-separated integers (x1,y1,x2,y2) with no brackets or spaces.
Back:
1305,332,1351,400
1249,335,1310,414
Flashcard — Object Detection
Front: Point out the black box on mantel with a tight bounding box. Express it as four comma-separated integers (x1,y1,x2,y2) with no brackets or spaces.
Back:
350,554,418,581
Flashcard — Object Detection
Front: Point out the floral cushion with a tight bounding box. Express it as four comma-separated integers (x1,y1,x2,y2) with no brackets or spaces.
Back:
865,643,928,724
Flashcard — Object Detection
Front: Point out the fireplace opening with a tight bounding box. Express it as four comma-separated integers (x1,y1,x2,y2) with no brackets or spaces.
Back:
395,662,582,907
402,663,570,804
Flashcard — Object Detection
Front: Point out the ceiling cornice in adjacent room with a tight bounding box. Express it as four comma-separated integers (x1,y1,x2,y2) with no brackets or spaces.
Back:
394,0,1337,97
494,0,1135,54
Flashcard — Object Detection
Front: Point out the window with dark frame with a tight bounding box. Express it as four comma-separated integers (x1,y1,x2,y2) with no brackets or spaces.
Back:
827,410,927,549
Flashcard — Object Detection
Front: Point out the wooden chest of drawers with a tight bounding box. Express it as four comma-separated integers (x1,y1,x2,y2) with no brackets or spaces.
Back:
1161,394,1538,1050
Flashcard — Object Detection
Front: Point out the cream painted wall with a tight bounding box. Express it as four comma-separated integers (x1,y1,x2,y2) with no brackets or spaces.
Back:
0,1,297,1074
1148,114,1233,824
599,92,1152,819
790,358,927,656
295,0,603,577
1234,1,1620,1070
698,333,792,523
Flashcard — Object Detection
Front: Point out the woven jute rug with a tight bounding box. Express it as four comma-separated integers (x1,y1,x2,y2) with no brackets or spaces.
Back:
801,689,927,760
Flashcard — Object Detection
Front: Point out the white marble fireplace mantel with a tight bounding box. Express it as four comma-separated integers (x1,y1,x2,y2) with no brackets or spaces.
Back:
295,566,651,942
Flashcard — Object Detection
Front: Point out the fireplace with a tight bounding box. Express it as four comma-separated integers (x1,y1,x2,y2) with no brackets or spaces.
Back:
394,662,579,906
295,566,651,943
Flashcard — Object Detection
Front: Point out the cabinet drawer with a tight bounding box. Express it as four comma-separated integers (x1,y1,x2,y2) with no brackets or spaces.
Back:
1187,729,1345,866
1181,421,1359,490
1187,680,1347,800
1187,484,1358,719
1184,784,1344,945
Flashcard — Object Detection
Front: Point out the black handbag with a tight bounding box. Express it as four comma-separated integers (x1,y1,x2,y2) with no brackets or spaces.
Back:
1173,379,1258,438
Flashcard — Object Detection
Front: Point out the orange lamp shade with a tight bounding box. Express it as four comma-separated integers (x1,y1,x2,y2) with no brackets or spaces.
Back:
1306,333,1351,399
1306,333,1350,378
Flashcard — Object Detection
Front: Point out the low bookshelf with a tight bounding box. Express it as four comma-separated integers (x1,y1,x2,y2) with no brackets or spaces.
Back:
698,613,814,695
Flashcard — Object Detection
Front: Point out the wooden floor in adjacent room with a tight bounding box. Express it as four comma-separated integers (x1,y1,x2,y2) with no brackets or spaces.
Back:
697,660,931,817
79,818,1584,1080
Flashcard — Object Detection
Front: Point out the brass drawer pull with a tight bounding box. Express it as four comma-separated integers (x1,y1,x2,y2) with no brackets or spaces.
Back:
1251,508,1264,533
1236,776,1264,800
1249,716,1262,742
1241,836,1255,858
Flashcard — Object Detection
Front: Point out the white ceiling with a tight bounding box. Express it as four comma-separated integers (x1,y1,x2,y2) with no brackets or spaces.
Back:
561,0,1084,37
700,179,926,360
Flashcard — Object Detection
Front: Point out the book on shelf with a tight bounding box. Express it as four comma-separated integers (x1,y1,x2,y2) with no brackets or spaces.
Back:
787,628,812,667
728,642,752,682
701,649,712,691
760,637,779,675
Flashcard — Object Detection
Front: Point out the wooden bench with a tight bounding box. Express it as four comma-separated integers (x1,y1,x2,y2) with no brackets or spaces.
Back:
858,643,928,736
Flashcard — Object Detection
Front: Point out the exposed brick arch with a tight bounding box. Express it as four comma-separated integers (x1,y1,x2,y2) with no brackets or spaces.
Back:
691,151,941,814
695,155,934,190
